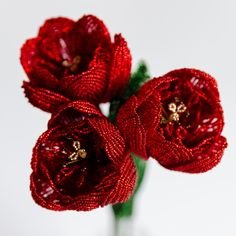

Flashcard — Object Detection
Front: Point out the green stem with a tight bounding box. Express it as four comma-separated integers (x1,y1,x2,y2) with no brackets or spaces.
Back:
108,61,150,234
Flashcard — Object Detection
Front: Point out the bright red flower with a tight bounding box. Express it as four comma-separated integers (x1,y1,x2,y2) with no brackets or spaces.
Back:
117,68,227,173
30,101,136,211
21,15,131,109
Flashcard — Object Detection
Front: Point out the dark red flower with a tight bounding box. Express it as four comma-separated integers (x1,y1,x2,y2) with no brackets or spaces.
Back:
117,68,227,173
21,15,131,109
30,101,136,211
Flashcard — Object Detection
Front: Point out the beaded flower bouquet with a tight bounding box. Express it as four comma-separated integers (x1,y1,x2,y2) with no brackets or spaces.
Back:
20,15,227,236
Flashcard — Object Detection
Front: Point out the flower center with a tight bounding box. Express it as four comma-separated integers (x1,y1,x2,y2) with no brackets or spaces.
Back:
63,140,87,167
62,55,81,73
161,97,187,124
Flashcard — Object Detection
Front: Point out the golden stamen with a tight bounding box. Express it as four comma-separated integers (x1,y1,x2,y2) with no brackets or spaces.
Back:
62,60,71,67
63,140,87,167
62,55,81,73
177,103,187,113
169,112,180,122
72,140,81,150
161,99,187,124
168,103,177,112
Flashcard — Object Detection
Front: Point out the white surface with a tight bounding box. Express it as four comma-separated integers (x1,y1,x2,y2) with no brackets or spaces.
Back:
0,0,235,235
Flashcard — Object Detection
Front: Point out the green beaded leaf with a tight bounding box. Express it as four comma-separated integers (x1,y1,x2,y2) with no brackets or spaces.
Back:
123,61,150,99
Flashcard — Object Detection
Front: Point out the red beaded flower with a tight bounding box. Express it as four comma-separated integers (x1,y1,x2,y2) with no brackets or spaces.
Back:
21,15,131,110
30,101,136,211
117,68,227,173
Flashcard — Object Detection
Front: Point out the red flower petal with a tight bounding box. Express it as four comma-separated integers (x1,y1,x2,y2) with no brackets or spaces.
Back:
37,17,75,63
38,17,74,37
136,85,162,132
20,38,38,76
117,96,148,159
21,15,132,108
102,152,137,205
70,15,111,56
147,130,193,169
104,34,131,101
161,68,224,142
60,47,110,103
30,127,105,211
48,100,103,128
88,116,126,165
118,68,227,173
38,37,68,64
21,18,76,87
148,131,227,173
30,104,136,211
164,68,220,100
20,38,61,89
22,81,70,113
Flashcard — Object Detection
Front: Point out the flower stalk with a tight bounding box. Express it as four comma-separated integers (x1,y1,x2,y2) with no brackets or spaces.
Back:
109,62,149,235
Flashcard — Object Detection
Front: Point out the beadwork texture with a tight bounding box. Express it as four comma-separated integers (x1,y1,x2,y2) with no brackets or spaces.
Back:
30,101,136,211
21,15,131,108
117,68,227,173
21,15,228,213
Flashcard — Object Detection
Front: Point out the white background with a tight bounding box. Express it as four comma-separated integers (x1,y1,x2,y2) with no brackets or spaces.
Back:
0,0,235,235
